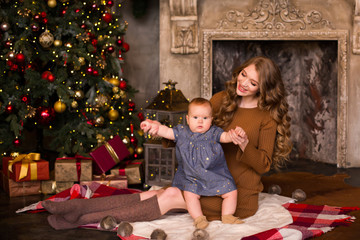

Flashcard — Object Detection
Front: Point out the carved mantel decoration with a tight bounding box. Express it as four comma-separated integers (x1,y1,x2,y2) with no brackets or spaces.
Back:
353,0,360,54
201,0,348,168
169,0,199,54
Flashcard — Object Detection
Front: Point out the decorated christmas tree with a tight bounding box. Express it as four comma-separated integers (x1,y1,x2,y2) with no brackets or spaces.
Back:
0,0,144,159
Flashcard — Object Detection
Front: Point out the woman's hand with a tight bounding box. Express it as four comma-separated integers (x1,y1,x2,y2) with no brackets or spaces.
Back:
140,119,161,136
229,127,249,152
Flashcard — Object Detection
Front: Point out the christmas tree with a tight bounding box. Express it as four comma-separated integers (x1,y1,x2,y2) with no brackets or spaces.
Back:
0,0,144,159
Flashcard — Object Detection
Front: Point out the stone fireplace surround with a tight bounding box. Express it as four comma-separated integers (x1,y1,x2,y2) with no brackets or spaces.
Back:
159,0,360,168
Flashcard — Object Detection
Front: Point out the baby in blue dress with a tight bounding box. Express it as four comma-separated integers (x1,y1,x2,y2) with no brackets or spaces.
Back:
141,98,245,229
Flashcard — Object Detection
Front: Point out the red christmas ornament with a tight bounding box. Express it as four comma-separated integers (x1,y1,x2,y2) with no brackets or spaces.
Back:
36,106,55,125
128,101,135,111
21,95,30,104
119,80,127,90
47,73,55,82
138,112,144,121
86,66,93,74
5,104,14,114
107,45,114,53
102,13,112,23
106,0,114,7
34,14,41,22
116,38,123,46
41,11,47,18
15,53,25,64
130,136,137,145
91,39,98,46
31,23,40,32
10,64,18,71
13,138,21,147
42,18,48,24
92,69,99,76
41,71,50,79
7,60,13,67
4,40,12,48
122,42,130,52
60,8,67,16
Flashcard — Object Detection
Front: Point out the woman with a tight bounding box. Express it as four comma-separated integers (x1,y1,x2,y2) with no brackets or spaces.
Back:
42,56,292,230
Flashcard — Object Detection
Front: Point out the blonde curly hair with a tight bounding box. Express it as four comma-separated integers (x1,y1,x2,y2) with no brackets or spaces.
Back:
213,56,292,170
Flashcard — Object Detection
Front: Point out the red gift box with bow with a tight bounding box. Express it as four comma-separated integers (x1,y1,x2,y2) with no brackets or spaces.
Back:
90,135,130,174
3,153,49,182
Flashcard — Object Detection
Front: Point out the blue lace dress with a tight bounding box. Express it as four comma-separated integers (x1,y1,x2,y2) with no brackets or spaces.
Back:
171,124,236,196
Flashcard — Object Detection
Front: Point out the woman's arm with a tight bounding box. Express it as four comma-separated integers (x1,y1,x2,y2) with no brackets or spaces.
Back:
236,117,276,174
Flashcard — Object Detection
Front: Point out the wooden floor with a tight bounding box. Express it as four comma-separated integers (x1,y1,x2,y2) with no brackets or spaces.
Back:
1,159,359,240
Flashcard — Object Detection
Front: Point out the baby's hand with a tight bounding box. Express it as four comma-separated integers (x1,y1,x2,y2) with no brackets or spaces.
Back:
231,126,249,152
140,121,150,132
140,119,160,136
235,127,246,138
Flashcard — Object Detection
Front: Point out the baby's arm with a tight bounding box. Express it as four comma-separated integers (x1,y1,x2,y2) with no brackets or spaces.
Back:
140,120,175,140
220,131,233,143
220,127,247,144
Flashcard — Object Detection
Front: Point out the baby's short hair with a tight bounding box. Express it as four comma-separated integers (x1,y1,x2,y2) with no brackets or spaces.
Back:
188,97,212,111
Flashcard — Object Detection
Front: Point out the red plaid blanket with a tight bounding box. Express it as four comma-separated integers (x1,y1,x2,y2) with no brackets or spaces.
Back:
16,184,358,240
242,203,359,240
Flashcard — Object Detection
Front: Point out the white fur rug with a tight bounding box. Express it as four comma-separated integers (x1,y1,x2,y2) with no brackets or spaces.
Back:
130,192,294,240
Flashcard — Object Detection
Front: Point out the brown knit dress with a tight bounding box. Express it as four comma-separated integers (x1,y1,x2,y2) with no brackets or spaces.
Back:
199,91,277,220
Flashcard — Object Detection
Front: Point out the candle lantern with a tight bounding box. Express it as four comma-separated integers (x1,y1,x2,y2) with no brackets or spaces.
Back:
143,80,189,186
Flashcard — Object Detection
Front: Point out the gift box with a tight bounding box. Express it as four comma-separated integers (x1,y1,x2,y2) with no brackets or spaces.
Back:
110,159,144,185
1,171,41,197
55,156,92,182
3,153,50,182
90,135,130,174
80,174,128,189
41,180,75,195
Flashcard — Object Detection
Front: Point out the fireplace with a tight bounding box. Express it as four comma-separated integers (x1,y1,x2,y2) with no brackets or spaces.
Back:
161,0,353,167
200,2,348,167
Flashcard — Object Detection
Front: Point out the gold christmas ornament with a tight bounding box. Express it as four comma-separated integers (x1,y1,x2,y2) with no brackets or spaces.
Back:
94,94,110,109
95,116,105,126
123,136,130,145
108,77,119,86
54,100,66,113
54,39,62,47
74,90,84,100
71,100,78,108
119,90,126,98
47,0,57,8
112,86,119,94
78,57,85,65
107,109,119,121
135,146,144,155
39,30,54,48
96,133,106,145
114,94,121,100
128,147,134,155
25,106,36,118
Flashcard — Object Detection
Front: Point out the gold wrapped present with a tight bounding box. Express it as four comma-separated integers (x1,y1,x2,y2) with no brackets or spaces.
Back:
110,159,144,185
80,174,128,189
41,180,75,195
1,171,41,197
55,156,92,182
